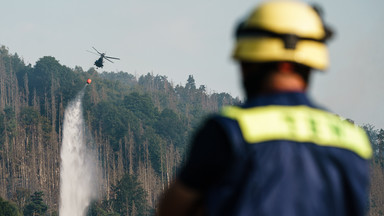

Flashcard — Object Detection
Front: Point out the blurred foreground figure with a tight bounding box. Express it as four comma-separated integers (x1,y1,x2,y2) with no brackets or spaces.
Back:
158,1,372,216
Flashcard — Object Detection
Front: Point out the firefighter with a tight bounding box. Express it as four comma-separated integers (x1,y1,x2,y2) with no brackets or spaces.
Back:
158,1,372,216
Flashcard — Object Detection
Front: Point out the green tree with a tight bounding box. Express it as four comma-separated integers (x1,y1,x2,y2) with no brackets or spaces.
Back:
186,75,196,90
123,92,158,123
29,56,83,110
155,108,185,148
4,106,17,139
23,191,48,216
87,201,119,216
29,56,60,97
19,107,39,125
112,174,148,216
0,196,22,216
94,101,130,150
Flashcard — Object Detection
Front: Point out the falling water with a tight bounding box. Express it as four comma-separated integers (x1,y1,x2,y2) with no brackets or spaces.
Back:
59,87,98,216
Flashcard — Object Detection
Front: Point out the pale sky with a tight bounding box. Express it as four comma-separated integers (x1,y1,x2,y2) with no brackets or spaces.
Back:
1,0,384,129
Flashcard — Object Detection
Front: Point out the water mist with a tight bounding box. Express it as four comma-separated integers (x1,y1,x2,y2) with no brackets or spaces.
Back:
59,87,98,216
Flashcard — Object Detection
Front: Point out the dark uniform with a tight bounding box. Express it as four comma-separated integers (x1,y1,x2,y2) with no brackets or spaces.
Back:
179,92,372,216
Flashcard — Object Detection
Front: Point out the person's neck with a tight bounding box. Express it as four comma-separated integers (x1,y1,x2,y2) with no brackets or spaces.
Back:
245,71,307,99
265,72,307,92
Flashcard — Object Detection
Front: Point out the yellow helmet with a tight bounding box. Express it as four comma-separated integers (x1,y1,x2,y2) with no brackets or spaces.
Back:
232,1,333,70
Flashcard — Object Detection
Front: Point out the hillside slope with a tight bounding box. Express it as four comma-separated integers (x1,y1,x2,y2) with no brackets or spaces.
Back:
0,46,239,215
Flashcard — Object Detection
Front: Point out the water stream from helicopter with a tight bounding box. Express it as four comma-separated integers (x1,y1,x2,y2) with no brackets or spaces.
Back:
59,86,98,216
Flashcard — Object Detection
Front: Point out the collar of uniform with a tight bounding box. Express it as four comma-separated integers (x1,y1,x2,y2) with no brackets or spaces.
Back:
243,92,317,108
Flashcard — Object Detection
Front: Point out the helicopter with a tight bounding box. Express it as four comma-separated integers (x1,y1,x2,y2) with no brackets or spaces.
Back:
87,47,120,68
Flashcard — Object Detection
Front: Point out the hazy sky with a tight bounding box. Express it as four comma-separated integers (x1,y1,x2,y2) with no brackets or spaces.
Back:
1,0,384,129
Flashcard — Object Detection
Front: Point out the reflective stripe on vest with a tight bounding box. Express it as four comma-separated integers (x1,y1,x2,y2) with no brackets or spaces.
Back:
221,105,372,160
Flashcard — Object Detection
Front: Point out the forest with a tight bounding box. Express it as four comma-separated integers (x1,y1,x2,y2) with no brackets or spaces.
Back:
0,46,239,215
0,45,383,215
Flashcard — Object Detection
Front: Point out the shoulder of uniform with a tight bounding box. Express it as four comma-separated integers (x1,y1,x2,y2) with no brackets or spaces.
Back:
220,105,372,160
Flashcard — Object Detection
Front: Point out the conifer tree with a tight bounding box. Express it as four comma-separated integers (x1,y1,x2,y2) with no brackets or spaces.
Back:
23,191,48,216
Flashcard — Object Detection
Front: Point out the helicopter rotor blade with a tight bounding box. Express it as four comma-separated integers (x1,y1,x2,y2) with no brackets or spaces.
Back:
105,56,120,60
92,47,102,55
103,56,114,63
87,50,99,56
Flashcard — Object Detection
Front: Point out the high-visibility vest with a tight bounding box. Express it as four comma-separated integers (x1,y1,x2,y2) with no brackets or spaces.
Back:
221,105,372,160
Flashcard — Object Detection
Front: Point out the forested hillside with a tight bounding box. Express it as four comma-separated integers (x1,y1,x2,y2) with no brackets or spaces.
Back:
0,46,239,215
0,45,383,215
